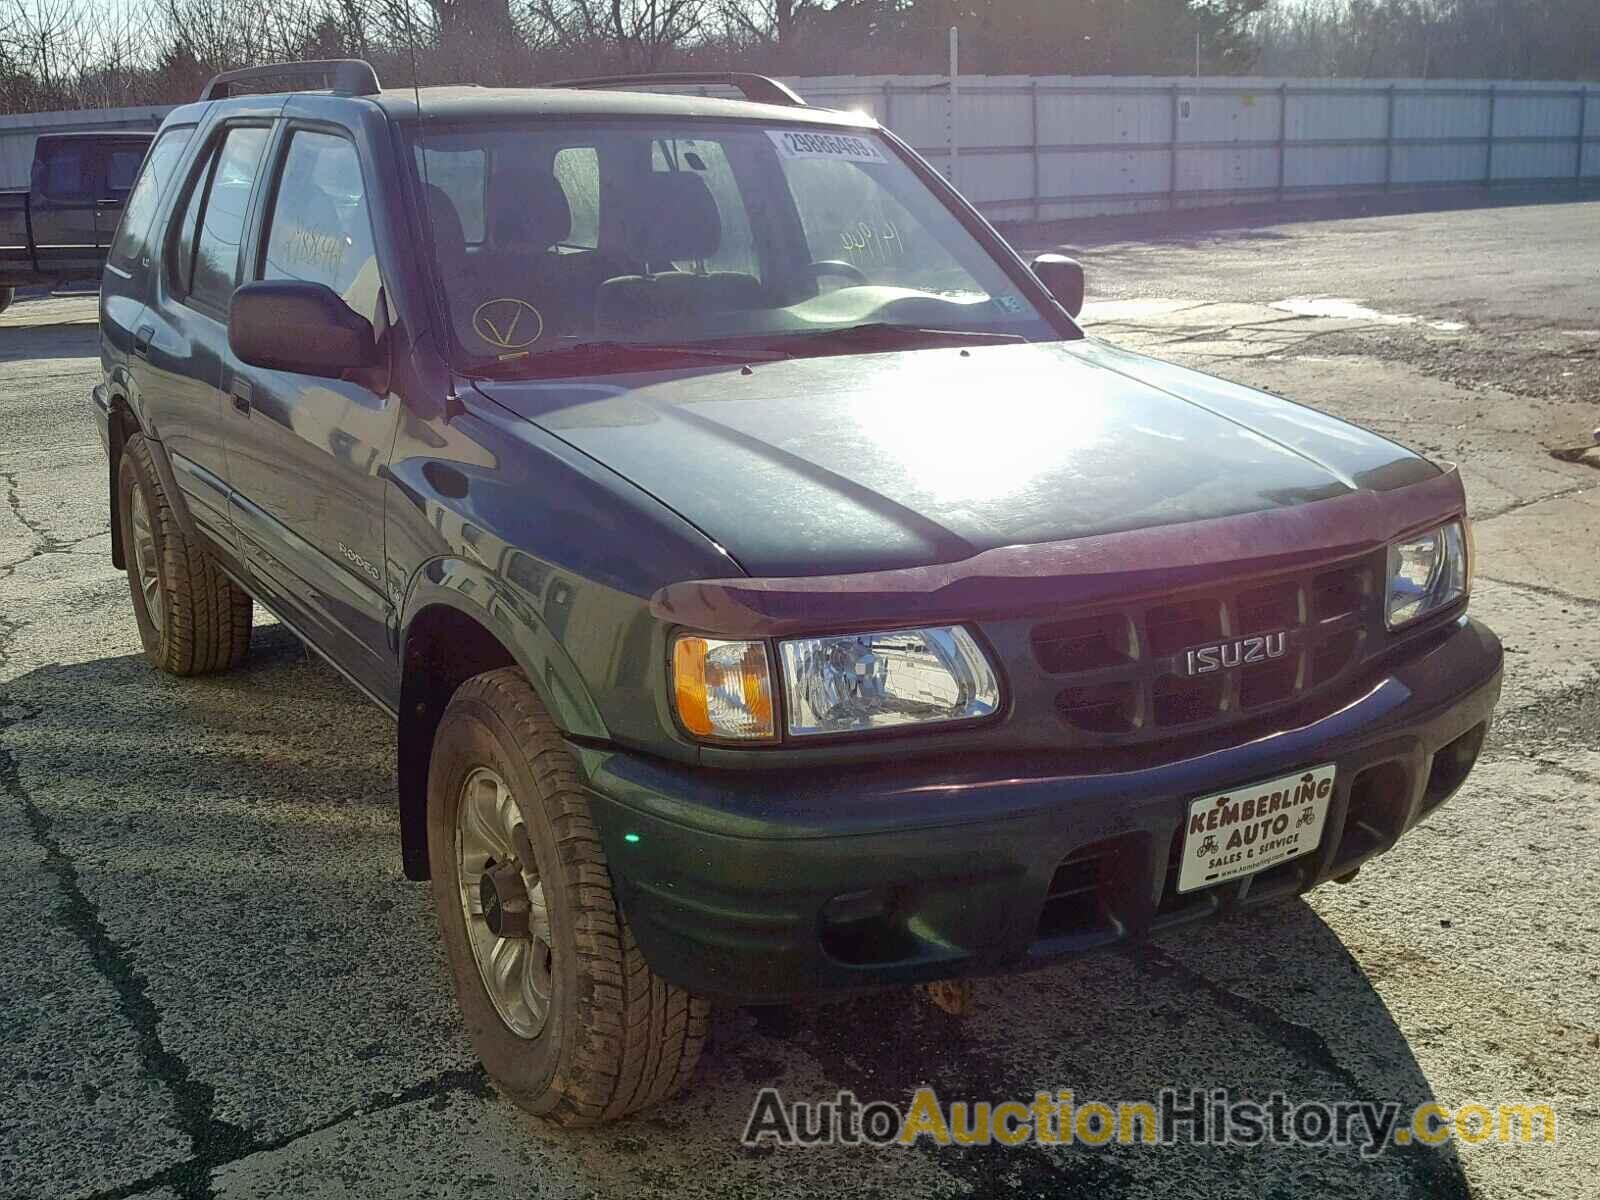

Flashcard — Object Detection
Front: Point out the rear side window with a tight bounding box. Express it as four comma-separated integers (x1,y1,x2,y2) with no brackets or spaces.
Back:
552,146,599,249
108,127,192,272
171,126,269,312
260,131,384,327
34,143,92,201
416,146,485,244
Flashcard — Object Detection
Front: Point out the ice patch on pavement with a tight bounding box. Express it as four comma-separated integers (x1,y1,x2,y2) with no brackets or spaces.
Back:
1271,296,1466,332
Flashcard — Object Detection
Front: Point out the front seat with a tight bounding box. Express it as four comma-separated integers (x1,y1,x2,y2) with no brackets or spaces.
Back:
596,172,764,337
481,165,627,342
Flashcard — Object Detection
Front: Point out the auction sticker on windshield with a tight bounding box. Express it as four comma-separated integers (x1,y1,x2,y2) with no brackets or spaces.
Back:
768,130,886,163
1178,764,1335,893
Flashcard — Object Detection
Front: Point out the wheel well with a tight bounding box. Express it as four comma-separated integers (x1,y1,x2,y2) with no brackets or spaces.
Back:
397,604,517,880
107,400,140,571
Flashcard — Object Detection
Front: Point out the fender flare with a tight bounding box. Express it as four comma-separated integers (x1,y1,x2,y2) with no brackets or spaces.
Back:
104,378,202,566
394,556,610,879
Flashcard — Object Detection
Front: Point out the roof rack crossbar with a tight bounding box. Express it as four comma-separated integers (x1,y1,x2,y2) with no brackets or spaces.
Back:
548,72,805,108
200,59,381,102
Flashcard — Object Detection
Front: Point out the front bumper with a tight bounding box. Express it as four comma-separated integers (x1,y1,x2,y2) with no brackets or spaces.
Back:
575,617,1502,1004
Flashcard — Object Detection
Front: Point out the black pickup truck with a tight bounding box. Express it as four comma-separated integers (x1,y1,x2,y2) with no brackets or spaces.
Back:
91,60,1502,1125
0,130,153,312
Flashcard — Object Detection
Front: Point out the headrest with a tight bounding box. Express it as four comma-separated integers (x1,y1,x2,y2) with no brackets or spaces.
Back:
424,184,467,265
489,166,571,250
628,172,721,263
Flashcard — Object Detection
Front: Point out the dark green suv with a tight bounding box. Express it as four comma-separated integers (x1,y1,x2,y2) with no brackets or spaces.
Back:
92,59,1502,1123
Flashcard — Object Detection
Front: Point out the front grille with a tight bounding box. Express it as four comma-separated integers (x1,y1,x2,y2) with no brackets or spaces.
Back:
1031,613,1132,672
1036,550,1382,745
1145,600,1222,656
1057,681,1138,732
1152,672,1224,726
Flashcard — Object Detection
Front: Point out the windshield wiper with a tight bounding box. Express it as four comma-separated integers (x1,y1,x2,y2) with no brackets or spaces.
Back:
469,339,789,376
772,323,1028,351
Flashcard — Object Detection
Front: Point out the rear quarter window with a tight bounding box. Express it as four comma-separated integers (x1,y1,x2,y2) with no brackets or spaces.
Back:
108,127,193,273
105,146,147,193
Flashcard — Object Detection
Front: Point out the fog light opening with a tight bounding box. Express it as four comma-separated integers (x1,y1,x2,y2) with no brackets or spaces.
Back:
1424,722,1487,812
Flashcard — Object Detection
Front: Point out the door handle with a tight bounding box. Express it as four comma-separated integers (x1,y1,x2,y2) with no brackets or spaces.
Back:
132,325,153,357
230,382,253,417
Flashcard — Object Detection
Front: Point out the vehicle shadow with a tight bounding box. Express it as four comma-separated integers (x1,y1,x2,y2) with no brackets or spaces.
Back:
0,298,99,362
0,633,1471,1195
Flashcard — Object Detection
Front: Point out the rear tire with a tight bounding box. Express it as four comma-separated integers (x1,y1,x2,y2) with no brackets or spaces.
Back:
427,667,711,1124
0,286,14,315
117,433,252,675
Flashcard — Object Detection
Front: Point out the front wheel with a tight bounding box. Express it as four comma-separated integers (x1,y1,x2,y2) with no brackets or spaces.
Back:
427,667,710,1124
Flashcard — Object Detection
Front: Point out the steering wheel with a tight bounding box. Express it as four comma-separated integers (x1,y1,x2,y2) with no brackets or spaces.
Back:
806,259,871,286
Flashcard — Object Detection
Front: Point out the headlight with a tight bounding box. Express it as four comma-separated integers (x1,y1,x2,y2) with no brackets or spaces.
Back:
671,636,775,741
779,626,1000,737
1386,520,1469,629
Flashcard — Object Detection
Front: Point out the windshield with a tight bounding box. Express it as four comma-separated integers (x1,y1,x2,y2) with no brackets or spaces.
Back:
407,121,1065,374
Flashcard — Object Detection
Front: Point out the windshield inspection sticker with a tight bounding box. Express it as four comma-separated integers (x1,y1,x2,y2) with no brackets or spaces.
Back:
768,130,885,163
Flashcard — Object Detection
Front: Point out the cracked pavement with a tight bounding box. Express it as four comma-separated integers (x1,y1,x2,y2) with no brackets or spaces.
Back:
2,199,1598,1198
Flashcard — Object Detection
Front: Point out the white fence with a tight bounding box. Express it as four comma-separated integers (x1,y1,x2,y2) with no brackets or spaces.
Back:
793,74,1600,221
4,74,1596,222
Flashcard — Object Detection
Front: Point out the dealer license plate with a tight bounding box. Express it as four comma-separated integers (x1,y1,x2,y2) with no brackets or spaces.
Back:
1177,764,1336,893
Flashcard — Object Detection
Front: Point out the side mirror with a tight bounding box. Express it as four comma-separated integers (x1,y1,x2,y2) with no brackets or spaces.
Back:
1031,253,1085,319
229,280,376,376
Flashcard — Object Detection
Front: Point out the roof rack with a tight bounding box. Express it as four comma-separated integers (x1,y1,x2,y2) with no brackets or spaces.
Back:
547,72,805,108
200,59,381,102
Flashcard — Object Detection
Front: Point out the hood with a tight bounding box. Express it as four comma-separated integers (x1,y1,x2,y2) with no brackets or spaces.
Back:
474,340,1435,578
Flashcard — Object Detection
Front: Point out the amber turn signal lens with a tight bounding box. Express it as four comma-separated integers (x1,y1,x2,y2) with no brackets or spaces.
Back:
672,636,776,741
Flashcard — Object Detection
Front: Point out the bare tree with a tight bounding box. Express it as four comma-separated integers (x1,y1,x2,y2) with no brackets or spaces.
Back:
716,0,819,52
526,0,709,70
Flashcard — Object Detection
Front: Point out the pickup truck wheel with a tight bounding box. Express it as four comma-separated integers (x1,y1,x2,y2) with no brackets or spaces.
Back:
0,286,13,315
117,433,252,675
427,667,711,1124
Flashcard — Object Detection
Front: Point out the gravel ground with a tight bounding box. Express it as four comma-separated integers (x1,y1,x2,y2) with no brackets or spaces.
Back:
1,197,1597,1200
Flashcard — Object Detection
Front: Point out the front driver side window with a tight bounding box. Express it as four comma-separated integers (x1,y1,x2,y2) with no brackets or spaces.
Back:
260,131,384,327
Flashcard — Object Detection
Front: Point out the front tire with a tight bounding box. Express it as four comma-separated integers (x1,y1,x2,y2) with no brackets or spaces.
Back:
427,667,710,1124
117,433,252,675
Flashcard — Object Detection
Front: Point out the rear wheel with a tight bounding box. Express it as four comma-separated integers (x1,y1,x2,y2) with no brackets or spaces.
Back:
117,433,252,674
427,667,711,1124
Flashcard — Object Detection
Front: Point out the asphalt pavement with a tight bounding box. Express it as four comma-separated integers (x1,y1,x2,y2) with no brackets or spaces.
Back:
2,197,1597,1199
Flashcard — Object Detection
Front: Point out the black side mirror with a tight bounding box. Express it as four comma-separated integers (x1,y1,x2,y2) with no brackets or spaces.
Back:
1031,253,1085,319
229,280,377,377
